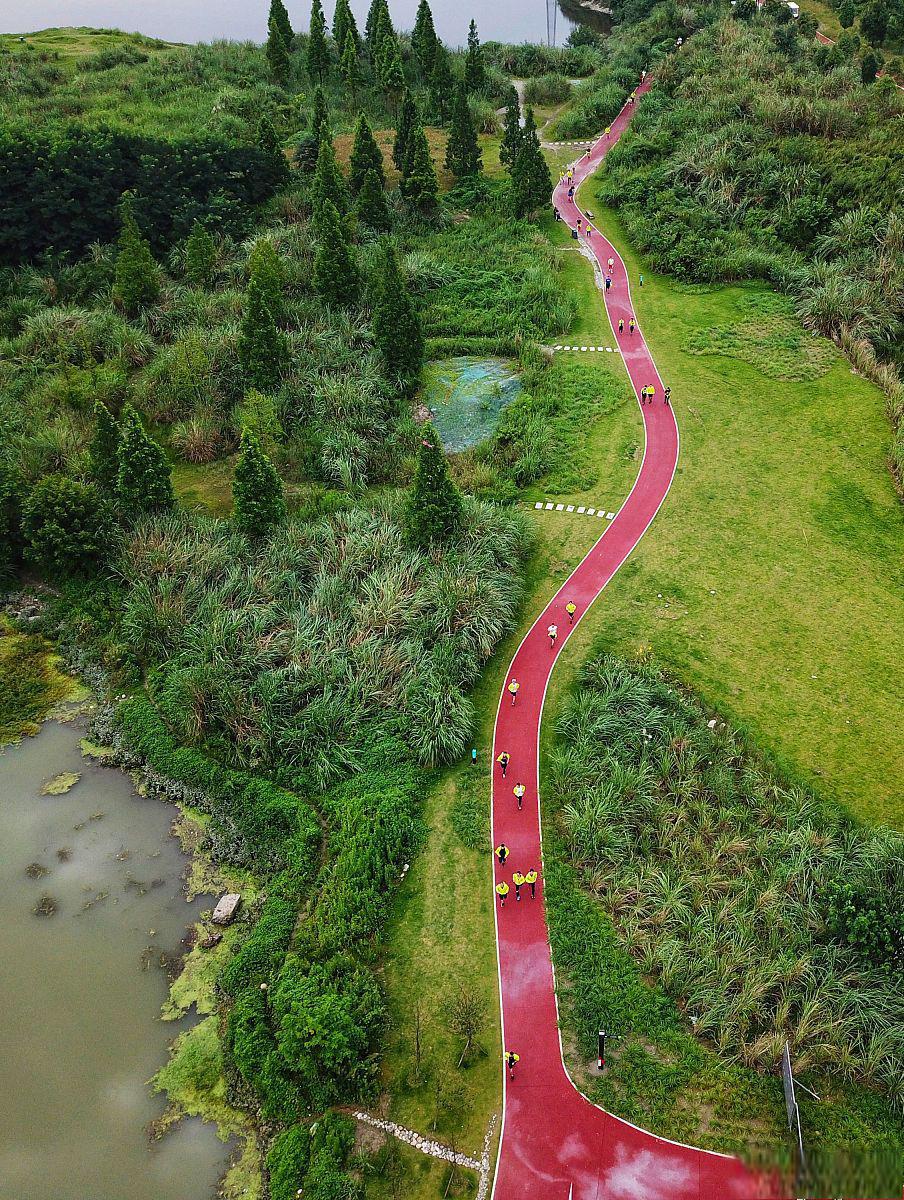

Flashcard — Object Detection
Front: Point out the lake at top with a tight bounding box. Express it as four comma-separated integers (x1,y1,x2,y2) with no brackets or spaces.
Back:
0,720,231,1200
0,0,577,46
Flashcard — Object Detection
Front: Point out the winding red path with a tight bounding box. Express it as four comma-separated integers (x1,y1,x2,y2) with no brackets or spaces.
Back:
489,86,777,1200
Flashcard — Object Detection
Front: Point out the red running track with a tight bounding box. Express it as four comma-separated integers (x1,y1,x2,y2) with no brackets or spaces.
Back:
489,84,778,1200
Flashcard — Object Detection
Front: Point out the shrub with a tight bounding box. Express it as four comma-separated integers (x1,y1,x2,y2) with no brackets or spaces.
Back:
523,73,572,105
23,475,111,576
267,1126,311,1200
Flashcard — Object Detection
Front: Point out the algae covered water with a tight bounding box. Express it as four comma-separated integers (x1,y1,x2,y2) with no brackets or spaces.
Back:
423,356,522,453
0,719,229,1200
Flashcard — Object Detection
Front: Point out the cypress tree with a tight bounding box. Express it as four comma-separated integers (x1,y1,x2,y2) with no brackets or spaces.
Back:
266,16,292,86
355,168,392,232
378,28,405,98
306,0,330,84
499,93,522,167
90,400,121,493
116,404,174,518
312,137,350,216
400,125,438,216
445,82,482,179
405,424,463,548
247,239,285,324
184,220,217,287
233,428,286,539
373,240,424,394
112,193,159,314
464,19,485,93
393,90,418,174
332,0,359,50
429,44,454,124
239,273,288,390
510,106,552,218
412,0,439,76
365,0,388,52
350,114,385,193
269,0,294,46
340,30,361,100
257,114,291,190
311,85,331,145
313,198,360,306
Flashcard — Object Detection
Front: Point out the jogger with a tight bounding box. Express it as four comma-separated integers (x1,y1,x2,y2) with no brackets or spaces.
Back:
513,783,525,810
495,842,509,866
618,318,624,334
496,881,509,908
506,1051,520,1079
508,678,520,706
525,869,538,899
512,871,524,901
664,385,671,405
547,623,558,647
566,601,577,624
497,751,510,778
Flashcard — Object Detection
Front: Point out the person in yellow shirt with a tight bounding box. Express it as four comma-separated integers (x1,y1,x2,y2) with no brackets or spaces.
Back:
566,600,577,624
496,751,510,778
512,871,525,901
496,880,509,908
507,678,520,706
506,1050,520,1078
495,843,509,866
513,782,526,810
525,868,538,899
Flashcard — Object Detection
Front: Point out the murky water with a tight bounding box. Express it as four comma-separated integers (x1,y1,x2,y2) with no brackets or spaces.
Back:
0,720,230,1200
0,0,575,48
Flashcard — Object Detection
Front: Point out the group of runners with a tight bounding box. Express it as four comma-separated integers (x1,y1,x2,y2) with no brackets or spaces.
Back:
493,844,539,907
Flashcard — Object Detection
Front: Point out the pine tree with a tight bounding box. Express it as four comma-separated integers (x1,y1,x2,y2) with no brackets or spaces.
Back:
89,400,120,493
306,0,330,84
233,428,286,539
313,198,360,306
838,0,856,26
247,239,285,324
266,16,292,86
365,0,388,52
510,106,552,218
355,168,392,232
332,0,359,51
400,125,438,216
350,114,385,193
257,114,291,190
499,93,522,167
312,137,350,216
340,29,361,100
116,404,174,518
412,0,438,76
464,19,485,93
429,44,454,123
311,84,332,145
393,90,418,174
184,220,217,286
405,423,463,547
378,27,405,98
445,83,482,179
239,273,288,390
269,0,294,47
373,240,424,394
112,193,159,314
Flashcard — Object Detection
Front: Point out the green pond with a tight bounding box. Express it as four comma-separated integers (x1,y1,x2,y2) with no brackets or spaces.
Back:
422,357,522,452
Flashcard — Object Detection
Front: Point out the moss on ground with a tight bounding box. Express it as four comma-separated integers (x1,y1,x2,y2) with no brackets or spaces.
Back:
0,618,81,745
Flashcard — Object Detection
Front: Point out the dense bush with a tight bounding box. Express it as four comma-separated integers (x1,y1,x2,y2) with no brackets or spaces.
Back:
523,73,573,105
826,872,904,973
22,475,111,575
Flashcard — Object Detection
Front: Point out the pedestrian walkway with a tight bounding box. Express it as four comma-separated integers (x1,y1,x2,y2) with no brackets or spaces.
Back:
489,79,773,1200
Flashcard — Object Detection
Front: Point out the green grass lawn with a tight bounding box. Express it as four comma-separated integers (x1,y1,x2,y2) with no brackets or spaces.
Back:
0,27,177,58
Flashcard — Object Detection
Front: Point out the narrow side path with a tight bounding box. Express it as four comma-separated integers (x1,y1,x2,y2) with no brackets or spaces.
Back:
488,84,776,1200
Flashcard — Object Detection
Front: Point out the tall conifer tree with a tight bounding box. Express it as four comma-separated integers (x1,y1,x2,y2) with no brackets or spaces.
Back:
401,125,438,216
429,44,454,123
306,0,330,84
499,94,522,167
116,405,174,518
233,428,286,539
340,30,361,100
89,400,120,493
312,137,350,216
509,106,552,218
269,0,294,47
373,241,424,395
266,16,292,85
464,19,485,92
311,85,331,145
350,114,385,193
355,168,391,231
406,423,463,547
239,273,288,390
184,220,217,286
445,83,482,179
393,90,418,174
113,193,159,314
412,0,439,76
332,0,359,50
313,199,360,306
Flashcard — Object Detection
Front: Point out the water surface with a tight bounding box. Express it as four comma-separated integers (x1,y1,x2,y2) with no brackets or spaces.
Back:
424,356,522,451
0,720,229,1200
